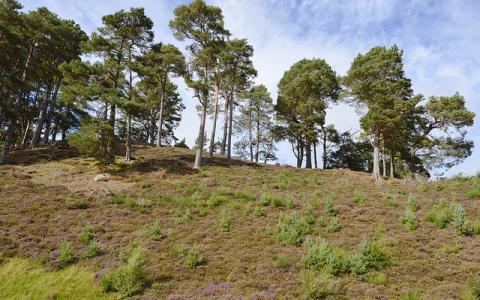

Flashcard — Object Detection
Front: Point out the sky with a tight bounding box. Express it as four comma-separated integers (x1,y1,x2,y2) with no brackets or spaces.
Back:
21,0,480,177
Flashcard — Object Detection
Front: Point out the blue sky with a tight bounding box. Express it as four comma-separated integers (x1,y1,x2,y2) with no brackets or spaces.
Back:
22,0,480,176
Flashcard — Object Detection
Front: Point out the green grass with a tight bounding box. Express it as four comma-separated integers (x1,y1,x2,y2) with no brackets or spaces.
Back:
0,258,111,299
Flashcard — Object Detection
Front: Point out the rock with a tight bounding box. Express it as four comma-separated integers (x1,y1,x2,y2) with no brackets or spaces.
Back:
88,187,113,199
93,173,110,182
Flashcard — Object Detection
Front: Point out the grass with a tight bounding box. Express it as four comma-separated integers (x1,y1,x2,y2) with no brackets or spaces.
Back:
2,145,480,299
0,258,111,299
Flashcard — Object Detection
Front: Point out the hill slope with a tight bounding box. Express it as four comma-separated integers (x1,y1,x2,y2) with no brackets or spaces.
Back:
1,144,480,299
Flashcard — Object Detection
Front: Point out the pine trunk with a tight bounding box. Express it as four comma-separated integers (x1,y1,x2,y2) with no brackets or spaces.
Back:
305,142,312,169
30,83,53,149
125,114,131,162
372,137,381,181
390,152,394,179
313,142,318,168
227,89,234,160
209,80,220,157
156,90,165,147
220,96,229,156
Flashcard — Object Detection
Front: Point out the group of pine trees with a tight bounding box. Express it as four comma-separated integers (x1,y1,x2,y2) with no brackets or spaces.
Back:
0,0,475,179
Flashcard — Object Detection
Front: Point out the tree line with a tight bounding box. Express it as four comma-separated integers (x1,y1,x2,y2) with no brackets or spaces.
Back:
0,0,475,180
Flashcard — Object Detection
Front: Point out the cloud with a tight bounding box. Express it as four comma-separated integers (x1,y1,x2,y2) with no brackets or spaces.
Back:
21,0,480,175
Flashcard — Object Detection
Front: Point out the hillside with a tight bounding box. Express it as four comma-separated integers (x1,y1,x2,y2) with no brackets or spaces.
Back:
1,144,480,299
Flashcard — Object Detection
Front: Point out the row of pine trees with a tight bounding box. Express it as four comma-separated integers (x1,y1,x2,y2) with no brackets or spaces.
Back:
0,0,475,179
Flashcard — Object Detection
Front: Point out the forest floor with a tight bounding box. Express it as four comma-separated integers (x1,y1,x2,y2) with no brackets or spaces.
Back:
1,144,480,299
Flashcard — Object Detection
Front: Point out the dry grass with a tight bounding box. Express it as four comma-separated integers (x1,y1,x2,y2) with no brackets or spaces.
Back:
0,144,479,298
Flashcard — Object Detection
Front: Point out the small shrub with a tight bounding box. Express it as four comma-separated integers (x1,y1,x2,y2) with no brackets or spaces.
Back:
254,206,267,217
353,190,366,205
175,208,193,224
217,211,231,232
465,185,480,200
83,240,102,258
185,245,204,269
439,243,462,254
452,202,470,235
101,246,146,297
170,243,186,257
472,221,480,235
407,194,418,211
259,193,272,206
401,291,422,300
324,195,337,217
78,224,94,244
235,189,256,202
350,240,391,275
140,181,152,189
275,254,295,269
425,200,452,229
327,217,342,233
68,119,115,165
366,272,387,285
149,220,163,241
73,198,89,209
316,217,328,227
301,270,336,299
207,193,227,208
106,194,128,205
276,213,311,246
384,197,399,207
302,238,350,276
58,241,75,265
272,196,294,208
463,276,480,300
400,208,417,231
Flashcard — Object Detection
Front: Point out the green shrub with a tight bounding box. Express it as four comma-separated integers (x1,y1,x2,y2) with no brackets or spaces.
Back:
400,208,417,231
101,246,146,297
452,202,470,235
83,240,102,258
275,254,295,269
324,195,337,217
465,185,480,200
149,220,163,241
350,240,391,275
58,241,75,266
384,197,399,207
327,217,342,233
401,291,423,300
366,272,387,285
235,189,256,202
68,119,115,165
463,276,480,300
407,194,418,211
472,221,480,235
105,194,129,205
425,200,452,229
207,193,227,208
73,198,89,209
218,211,231,232
259,192,272,206
316,217,328,227
185,245,204,269
353,190,366,205
175,208,193,224
301,270,336,299
254,206,267,217
170,243,186,257
275,213,311,246
271,195,294,208
78,224,94,244
302,238,350,276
